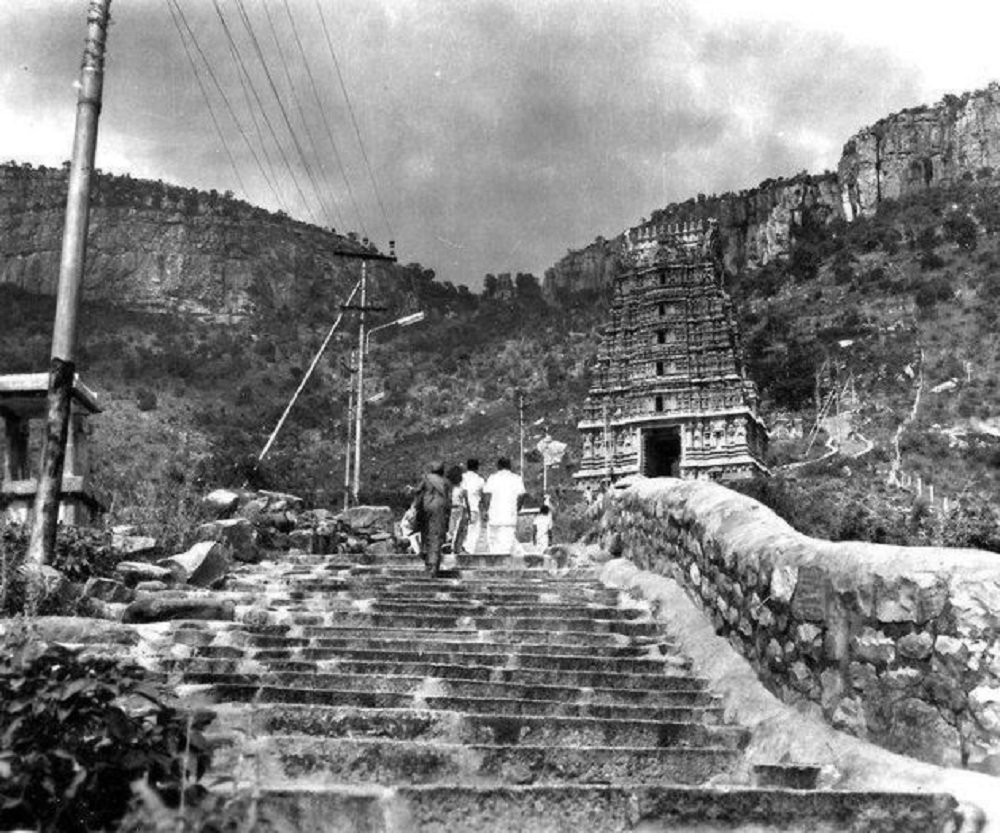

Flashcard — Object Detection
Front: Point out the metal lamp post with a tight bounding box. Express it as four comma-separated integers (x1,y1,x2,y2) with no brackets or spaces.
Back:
350,310,425,504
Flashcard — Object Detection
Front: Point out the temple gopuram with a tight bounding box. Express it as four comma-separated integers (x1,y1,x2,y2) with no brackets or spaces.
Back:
575,218,767,487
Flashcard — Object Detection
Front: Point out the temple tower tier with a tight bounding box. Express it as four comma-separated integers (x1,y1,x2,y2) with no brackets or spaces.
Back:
575,219,768,487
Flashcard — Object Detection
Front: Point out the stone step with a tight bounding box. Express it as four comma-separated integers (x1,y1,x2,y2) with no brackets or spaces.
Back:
203,686,723,722
240,624,660,648
212,736,740,787
241,784,956,833
231,585,618,606
362,600,646,618
296,584,621,603
346,576,621,600
212,704,749,749
344,566,597,581
245,611,659,635
235,634,677,657
179,656,696,689
181,671,717,706
215,646,688,675
231,603,659,637
233,597,649,622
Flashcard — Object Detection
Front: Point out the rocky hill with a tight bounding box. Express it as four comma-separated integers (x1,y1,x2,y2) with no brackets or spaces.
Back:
3,85,1000,551
546,83,1000,301
840,83,1000,217
0,163,463,322
543,172,841,300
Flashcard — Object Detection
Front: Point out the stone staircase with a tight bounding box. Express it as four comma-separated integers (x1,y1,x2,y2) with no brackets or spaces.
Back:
132,550,957,831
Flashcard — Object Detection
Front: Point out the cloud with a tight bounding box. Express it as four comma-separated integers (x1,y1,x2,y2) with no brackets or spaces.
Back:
0,1,947,289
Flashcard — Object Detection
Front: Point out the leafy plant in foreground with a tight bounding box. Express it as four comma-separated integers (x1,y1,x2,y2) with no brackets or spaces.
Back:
0,639,214,832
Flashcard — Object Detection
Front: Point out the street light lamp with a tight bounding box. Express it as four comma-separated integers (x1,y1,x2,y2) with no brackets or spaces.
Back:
364,311,426,354
351,310,426,504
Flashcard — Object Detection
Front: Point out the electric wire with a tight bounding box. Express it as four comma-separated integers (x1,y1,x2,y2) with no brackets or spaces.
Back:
217,0,320,225
168,0,286,209
211,0,305,216
258,0,345,231
227,23,287,211
232,0,333,227
314,0,395,242
165,0,248,198
280,0,369,239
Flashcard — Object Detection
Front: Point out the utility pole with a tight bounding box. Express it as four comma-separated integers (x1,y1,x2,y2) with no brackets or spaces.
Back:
26,0,112,571
518,391,525,477
353,261,367,504
343,354,355,510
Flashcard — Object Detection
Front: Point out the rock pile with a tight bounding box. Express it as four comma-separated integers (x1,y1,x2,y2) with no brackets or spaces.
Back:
83,490,409,623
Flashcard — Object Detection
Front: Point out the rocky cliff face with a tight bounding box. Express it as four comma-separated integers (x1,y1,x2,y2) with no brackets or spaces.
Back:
838,84,1000,218
0,164,407,320
543,173,842,300
549,83,1000,302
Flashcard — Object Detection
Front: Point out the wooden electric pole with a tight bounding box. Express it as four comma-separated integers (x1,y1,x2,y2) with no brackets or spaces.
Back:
26,0,112,570
352,261,367,504
518,391,525,476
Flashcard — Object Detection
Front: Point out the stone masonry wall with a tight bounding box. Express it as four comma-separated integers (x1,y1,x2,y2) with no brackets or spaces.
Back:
596,476,1000,772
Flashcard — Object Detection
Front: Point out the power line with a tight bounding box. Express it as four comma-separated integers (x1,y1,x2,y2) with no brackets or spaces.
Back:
216,0,320,225
211,0,303,215
314,0,394,242
257,0,345,231
232,0,333,227
227,23,286,210
166,0,248,197
169,0,286,209
280,0,369,239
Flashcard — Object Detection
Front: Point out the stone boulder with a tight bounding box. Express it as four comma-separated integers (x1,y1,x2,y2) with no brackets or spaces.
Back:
258,490,304,512
338,505,393,533
197,517,260,563
203,488,242,518
115,561,175,587
111,531,158,558
365,539,395,557
0,616,140,645
82,577,134,604
237,496,269,523
288,529,315,553
122,596,236,624
160,541,231,588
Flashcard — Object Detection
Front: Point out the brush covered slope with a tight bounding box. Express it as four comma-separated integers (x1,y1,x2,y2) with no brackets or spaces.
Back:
4,85,1000,550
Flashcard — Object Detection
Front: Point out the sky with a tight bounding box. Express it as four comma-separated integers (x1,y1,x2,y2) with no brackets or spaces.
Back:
3,1,1000,289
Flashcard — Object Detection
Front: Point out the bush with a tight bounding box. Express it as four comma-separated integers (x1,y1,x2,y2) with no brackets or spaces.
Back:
0,639,214,832
1,525,123,615
918,250,946,271
914,275,954,310
944,213,978,250
136,388,158,411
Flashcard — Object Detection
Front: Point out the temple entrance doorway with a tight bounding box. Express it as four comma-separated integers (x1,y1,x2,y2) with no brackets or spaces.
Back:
643,427,681,478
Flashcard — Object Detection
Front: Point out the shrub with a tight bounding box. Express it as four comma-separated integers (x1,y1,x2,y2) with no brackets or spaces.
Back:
1,525,122,615
919,251,946,271
0,639,214,832
914,275,954,310
943,213,978,250
942,495,1000,553
136,388,158,411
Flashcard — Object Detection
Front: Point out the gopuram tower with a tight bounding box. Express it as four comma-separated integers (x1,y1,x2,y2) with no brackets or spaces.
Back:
575,218,767,487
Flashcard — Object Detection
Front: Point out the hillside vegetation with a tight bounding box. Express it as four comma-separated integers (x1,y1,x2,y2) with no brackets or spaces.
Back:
6,85,1000,551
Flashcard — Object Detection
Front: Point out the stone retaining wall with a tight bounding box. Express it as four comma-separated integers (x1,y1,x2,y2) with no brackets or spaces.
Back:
596,477,1000,772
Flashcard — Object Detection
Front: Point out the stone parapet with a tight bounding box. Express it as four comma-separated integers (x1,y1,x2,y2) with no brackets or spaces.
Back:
596,476,1000,772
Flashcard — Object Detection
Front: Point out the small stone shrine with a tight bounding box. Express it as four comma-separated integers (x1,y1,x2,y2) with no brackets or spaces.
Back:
576,219,767,487
0,373,102,524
